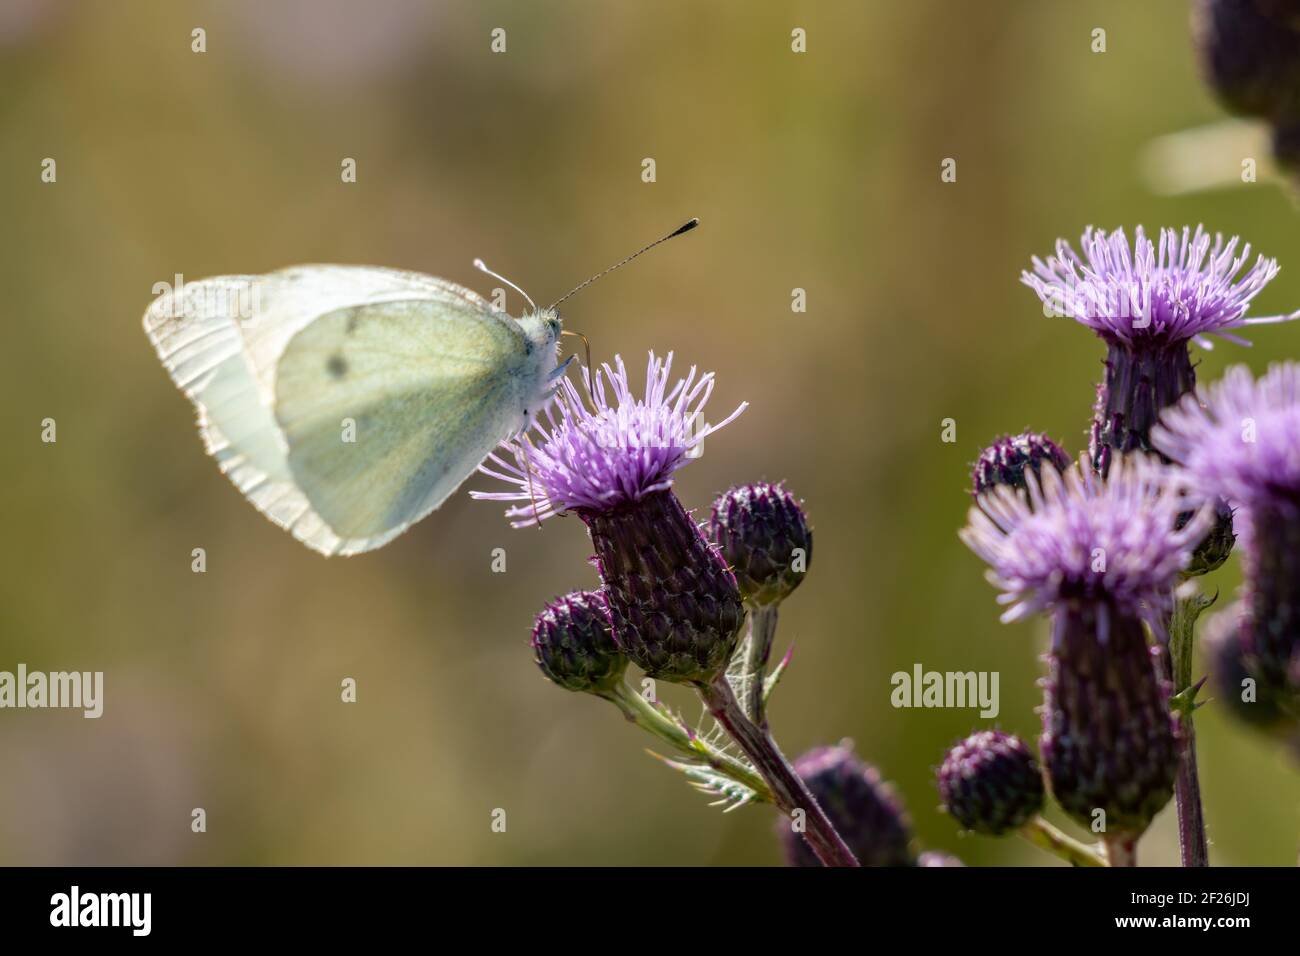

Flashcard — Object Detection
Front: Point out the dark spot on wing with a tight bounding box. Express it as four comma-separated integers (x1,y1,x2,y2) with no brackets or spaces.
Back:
327,354,348,379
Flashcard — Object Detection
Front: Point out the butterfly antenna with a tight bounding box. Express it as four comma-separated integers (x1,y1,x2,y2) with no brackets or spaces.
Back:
547,217,699,311
560,329,597,409
473,258,538,313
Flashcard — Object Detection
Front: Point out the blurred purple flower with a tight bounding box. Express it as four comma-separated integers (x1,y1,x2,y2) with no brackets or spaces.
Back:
1154,363,1300,512
1155,363,1300,706
778,744,914,868
962,455,1207,838
961,453,1210,638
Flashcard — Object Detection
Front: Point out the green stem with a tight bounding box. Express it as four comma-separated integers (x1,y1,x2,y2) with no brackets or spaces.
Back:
602,681,772,801
1018,816,1107,867
740,604,779,728
1167,588,1211,867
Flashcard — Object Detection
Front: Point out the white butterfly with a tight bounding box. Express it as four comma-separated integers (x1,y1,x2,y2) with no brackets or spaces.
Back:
142,221,697,556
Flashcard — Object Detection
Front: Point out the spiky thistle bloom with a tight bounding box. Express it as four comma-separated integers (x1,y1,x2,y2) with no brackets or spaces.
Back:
1021,226,1294,476
709,483,812,607
1155,363,1300,707
938,730,1044,836
531,590,626,695
474,352,747,685
962,454,1210,838
971,432,1071,497
777,744,914,868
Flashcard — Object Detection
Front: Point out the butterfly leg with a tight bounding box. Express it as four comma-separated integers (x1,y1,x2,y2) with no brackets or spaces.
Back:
520,435,544,530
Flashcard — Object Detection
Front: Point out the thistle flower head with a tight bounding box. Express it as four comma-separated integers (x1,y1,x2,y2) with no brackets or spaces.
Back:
530,590,626,695
1154,363,1300,513
473,352,746,527
971,432,1071,497
961,454,1210,638
1021,225,1292,350
937,730,1044,836
778,743,914,868
709,482,813,606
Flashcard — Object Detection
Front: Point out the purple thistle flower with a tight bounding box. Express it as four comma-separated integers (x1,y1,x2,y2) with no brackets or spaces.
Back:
961,453,1211,638
475,352,748,685
1022,225,1289,350
778,744,914,868
962,454,1209,838
1154,363,1300,512
1022,226,1296,476
473,352,746,526
971,432,1071,498
937,730,1044,836
1155,363,1300,705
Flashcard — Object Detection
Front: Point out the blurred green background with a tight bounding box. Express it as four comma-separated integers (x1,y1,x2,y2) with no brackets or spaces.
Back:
1,0,1298,865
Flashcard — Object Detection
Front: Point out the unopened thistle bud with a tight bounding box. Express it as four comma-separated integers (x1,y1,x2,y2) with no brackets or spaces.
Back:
1202,603,1290,731
777,744,914,868
530,590,626,695
962,454,1210,838
1192,0,1300,123
475,352,748,685
971,432,1071,498
938,730,1044,836
709,482,812,607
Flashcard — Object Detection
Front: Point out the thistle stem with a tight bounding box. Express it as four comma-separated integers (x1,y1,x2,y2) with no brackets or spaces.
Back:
1105,834,1138,867
1167,590,1210,867
740,604,779,728
1018,816,1107,867
602,682,773,800
697,674,860,867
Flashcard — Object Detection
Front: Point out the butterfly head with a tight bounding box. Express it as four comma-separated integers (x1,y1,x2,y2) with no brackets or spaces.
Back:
535,307,562,341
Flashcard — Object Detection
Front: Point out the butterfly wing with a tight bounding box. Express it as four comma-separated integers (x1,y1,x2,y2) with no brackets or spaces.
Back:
273,296,537,551
143,265,539,555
